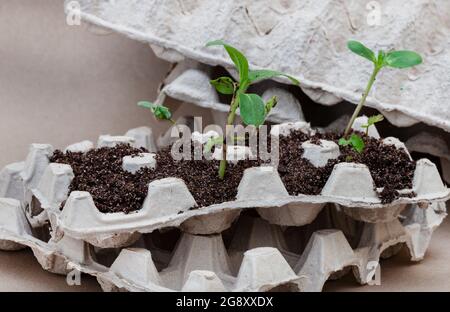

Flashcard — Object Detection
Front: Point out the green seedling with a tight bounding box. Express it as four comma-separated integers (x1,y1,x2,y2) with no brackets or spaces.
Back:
339,134,365,154
138,101,176,124
361,114,384,136
206,40,299,179
340,40,422,153
137,41,298,179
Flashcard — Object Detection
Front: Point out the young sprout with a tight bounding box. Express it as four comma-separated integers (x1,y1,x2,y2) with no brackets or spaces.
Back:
361,114,384,136
138,41,298,179
338,134,365,154
340,40,422,153
138,101,176,124
206,40,299,179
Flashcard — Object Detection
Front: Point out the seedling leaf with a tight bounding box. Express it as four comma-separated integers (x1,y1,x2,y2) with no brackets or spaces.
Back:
339,134,365,153
384,50,423,68
349,134,365,153
248,69,299,85
210,77,235,94
138,101,172,121
206,40,249,83
348,40,376,63
338,137,350,146
238,93,266,127
362,114,384,129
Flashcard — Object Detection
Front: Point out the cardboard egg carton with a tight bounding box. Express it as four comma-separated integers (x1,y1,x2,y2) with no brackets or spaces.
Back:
71,0,450,132
45,157,447,249
0,161,25,201
1,197,445,292
0,119,448,292
406,132,450,184
12,121,446,249
0,197,104,275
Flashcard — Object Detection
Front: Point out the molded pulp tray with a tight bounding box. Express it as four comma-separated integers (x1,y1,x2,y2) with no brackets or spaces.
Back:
0,120,448,292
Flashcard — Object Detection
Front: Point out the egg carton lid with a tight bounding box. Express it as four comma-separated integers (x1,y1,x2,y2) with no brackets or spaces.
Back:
68,0,450,132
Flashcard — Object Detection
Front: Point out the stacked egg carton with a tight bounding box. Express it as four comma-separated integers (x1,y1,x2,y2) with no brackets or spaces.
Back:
406,132,450,187
0,119,448,292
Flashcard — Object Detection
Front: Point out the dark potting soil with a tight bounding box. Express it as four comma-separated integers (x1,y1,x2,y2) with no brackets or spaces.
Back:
51,145,261,213
50,131,415,213
278,130,416,204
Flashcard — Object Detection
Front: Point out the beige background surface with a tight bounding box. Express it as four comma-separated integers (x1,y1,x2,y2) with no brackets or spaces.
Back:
0,0,211,168
0,1,449,292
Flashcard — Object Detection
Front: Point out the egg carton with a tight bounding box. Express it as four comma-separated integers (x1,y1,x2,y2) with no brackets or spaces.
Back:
2,120,448,251
0,197,103,275
0,197,305,291
70,0,450,132
0,119,448,291
406,132,450,184
0,196,446,292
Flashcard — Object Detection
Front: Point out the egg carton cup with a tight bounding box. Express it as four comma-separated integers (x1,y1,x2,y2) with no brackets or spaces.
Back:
2,120,448,250
0,161,25,202
98,231,306,292
406,132,450,184
1,197,446,292
0,198,104,275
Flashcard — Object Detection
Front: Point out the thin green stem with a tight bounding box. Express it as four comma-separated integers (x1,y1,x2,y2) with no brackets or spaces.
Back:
343,65,380,137
218,84,240,180
218,154,227,180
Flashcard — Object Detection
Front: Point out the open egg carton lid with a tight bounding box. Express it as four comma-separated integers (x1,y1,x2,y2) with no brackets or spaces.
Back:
69,0,450,132
1,118,448,250
0,196,446,292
